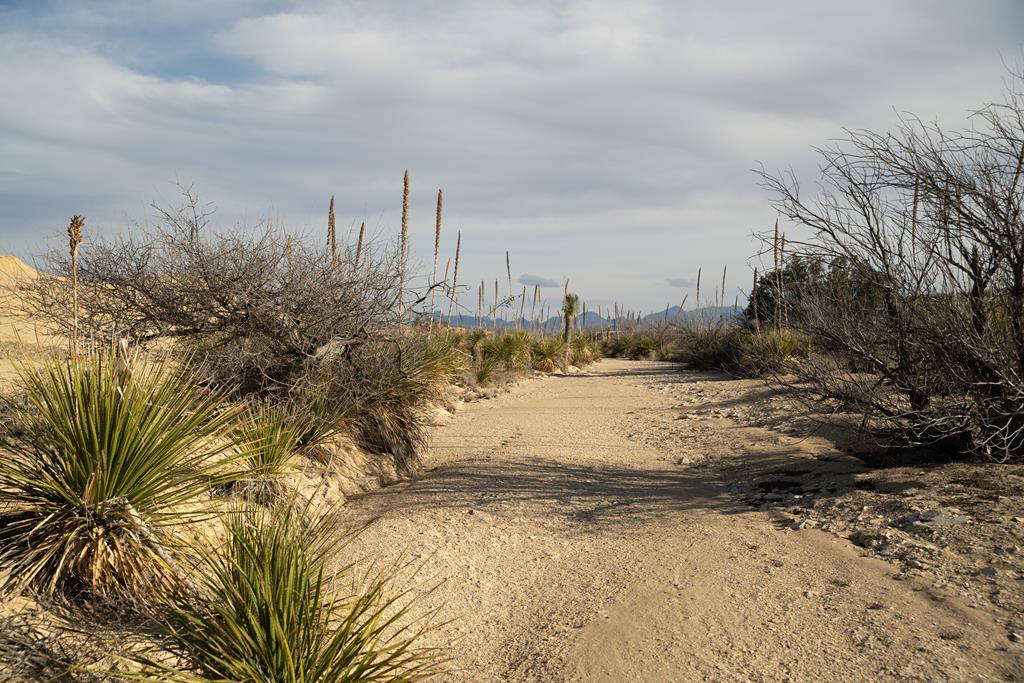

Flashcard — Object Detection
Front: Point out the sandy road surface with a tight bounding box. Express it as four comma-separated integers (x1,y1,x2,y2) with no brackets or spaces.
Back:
333,360,1022,682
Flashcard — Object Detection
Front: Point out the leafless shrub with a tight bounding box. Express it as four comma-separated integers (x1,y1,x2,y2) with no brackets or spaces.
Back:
758,65,1024,461
27,185,453,470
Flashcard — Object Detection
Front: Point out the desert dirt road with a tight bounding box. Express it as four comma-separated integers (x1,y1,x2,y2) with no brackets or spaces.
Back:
334,359,1022,682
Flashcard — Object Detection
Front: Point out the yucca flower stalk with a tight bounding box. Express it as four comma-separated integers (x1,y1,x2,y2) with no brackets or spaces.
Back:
447,231,461,321
355,222,366,268
505,252,512,300
720,265,727,310
430,189,442,328
67,215,84,358
0,349,237,603
398,171,410,319
328,196,337,263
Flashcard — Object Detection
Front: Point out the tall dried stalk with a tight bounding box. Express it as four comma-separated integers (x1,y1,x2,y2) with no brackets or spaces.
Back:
434,188,446,325
752,268,760,331
720,265,727,309
536,286,544,331
67,215,85,358
327,195,336,262
447,231,461,319
779,232,787,327
773,219,782,328
478,281,484,327
430,189,442,325
493,278,498,328
518,286,526,328
399,170,410,318
695,268,702,319
355,221,366,267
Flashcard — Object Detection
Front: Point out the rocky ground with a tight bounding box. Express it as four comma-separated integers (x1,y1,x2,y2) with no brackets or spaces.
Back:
636,370,1024,650
332,359,1024,682
3,358,1022,681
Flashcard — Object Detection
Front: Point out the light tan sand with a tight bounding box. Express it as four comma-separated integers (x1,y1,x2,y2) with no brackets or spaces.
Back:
333,359,1023,682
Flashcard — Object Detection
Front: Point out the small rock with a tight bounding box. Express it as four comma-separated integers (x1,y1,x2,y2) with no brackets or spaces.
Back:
1010,633,1023,643
900,508,971,529
979,566,999,577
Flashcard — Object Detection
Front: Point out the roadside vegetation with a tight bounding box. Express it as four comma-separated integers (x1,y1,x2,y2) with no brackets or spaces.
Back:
608,67,1024,464
0,171,604,680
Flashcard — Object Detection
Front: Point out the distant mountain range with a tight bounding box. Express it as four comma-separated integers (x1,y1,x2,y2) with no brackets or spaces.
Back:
434,305,744,330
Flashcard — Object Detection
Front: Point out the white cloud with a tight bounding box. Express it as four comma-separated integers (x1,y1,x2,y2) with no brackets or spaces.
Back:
519,274,560,287
0,0,1020,310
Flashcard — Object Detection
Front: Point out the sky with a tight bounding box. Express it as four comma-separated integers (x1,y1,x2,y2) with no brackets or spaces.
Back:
1,1,1021,314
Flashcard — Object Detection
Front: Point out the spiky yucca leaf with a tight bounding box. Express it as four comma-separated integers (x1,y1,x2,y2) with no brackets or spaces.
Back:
0,351,236,603
570,332,598,366
348,333,467,472
230,401,306,502
530,338,565,373
235,401,305,480
135,503,438,682
480,332,531,371
474,357,498,385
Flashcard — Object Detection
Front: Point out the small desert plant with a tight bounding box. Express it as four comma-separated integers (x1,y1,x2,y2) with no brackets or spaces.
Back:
570,332,597,366
137,502,438,682
629,336,662,360
232,400,306,499
0,350,237,604
461,329,487,360
736,329,809,376
601,333,662,360
602,334,635,358
340,333,465,471
667,323,744,371
474,356,499,384
531,338,565,372
482,331,532,371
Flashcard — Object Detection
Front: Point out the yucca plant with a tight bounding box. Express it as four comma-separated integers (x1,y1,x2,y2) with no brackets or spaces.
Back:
737,328,810,376
0,350,237,604
602,334,635,358
482,332,531,371
531,338,565,373
348,334,466,472
136,503,438,682
232,401,305,501
570,332,596,366
463,329,487,358
630,336,662,359
474,357,498,385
